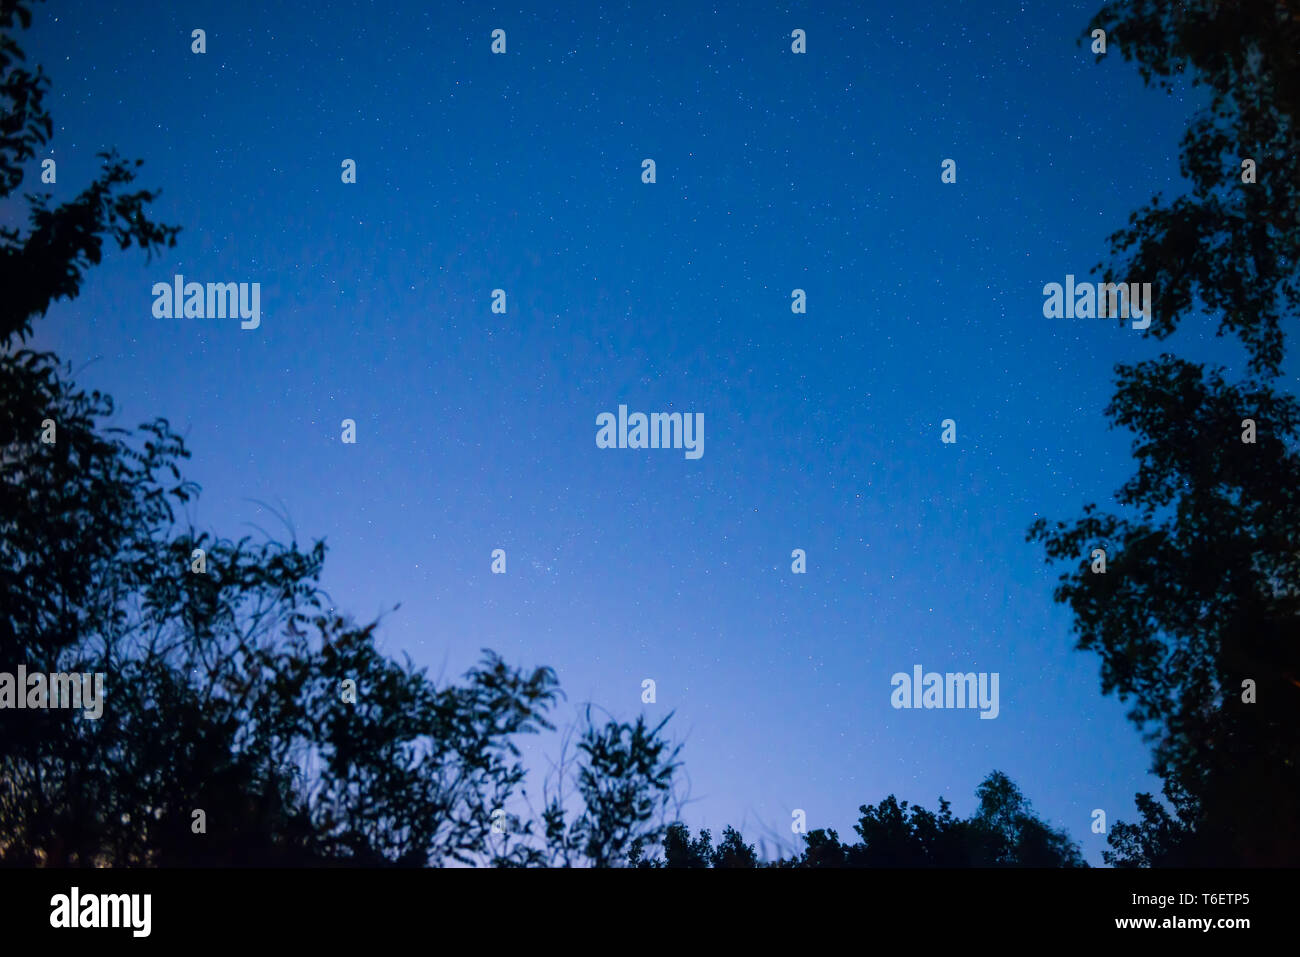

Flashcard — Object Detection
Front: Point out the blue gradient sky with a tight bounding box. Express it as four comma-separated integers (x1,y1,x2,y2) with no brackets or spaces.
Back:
19,0,1249,862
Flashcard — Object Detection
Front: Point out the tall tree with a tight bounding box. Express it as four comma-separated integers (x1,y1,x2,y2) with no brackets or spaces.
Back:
1030,359,1300,865
1029,0,1300,865
1084,0,1299,375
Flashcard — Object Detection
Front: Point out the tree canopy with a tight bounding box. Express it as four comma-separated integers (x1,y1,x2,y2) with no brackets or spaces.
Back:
1028,0,1300,865
767,772,1085,869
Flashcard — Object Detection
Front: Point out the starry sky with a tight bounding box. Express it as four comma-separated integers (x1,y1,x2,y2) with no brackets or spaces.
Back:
16,0,1244,862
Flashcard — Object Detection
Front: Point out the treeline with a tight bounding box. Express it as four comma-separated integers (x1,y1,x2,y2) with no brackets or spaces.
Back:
635,772,1085,867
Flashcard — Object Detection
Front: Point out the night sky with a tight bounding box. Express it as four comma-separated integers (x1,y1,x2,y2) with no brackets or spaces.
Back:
19,0,1247,862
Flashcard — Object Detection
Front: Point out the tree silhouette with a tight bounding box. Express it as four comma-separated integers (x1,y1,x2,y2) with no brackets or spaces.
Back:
644,772,1084,868
1102,779,1200,868
1,0,682,868
659,822,714,867
540,708,683,868
1,0,180,346
1027,0,1300,865
632,822,759,867
711,826,759,868
967,771,1087,867
1030,360,1300,865
1083,0,1299,376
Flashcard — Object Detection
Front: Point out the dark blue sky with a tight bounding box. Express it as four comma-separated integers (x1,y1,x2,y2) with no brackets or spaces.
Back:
20,0,1251,861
